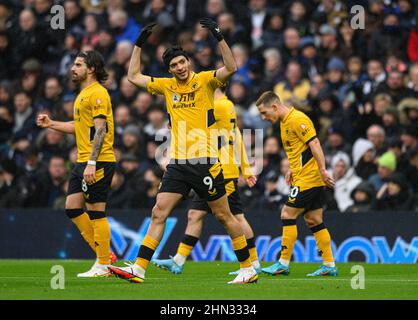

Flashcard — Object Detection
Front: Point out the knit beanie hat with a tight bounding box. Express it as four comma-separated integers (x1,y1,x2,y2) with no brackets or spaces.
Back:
377,151,396,171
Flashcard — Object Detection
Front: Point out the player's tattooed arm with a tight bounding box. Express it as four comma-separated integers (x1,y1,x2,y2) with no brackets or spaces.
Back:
89,117,107,161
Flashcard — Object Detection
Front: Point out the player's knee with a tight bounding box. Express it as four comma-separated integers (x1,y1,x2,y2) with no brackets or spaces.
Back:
188,210,204,225
151,203,169,224
213,209,233,225
304,215,323,228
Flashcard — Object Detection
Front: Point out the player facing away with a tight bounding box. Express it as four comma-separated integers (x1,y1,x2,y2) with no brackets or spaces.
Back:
36,51,116,277
107,19,258,284
256,91,338,276
152,86,261,275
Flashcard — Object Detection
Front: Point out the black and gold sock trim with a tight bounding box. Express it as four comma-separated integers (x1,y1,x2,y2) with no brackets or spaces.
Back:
65,208,84,219
87,210,106,220
181,234,199,247
282,219,297,226
310,223,326,234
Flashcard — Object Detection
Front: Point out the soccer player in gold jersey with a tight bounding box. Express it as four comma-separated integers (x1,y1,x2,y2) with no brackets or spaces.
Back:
256,91,338,277
108,19,258,284
36,51,116,277
152,86,261,275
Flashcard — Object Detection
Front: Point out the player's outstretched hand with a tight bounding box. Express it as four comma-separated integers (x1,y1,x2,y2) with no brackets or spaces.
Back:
246,176,257,188
36,114,51,128
135,22,157,47
199,17,223,41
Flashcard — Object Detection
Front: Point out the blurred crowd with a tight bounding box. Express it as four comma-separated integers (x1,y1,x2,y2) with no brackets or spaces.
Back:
0,0,417,212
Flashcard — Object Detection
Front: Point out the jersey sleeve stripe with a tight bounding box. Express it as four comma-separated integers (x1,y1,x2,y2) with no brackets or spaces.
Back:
305,135,317,145
93,115,107,119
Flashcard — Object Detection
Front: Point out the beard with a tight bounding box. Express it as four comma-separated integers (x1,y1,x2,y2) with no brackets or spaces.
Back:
71,72,87,83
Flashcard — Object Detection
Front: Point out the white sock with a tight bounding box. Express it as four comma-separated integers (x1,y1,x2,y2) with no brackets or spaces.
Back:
173,254,187,266
279,259,290,267
324,262,335,268
252,260,261,269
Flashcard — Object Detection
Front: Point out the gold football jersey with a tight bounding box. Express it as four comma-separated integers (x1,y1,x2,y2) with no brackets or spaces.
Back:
73,82,115,163
147,71,224,160
280,107,325,191
214,95,252,179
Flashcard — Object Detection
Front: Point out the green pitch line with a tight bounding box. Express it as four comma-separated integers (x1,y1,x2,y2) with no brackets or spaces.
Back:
0,260,417,300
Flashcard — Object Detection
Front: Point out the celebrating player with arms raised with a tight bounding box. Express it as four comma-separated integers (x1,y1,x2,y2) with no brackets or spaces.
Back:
108,19,258,284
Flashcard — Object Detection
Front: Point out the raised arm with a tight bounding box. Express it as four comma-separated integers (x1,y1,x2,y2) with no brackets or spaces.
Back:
36,114,75,134
308,138,334,188
127,23,156,89
200,18,237,83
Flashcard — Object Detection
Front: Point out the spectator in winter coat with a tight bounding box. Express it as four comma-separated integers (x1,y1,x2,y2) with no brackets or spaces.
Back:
368,151,397,191
376,172,415,211
330,151,362,212
345,182,376,213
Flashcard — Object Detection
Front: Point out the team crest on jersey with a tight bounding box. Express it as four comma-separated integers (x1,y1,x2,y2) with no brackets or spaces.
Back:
300,124,306,130
191,82,198,90
173,94,179,103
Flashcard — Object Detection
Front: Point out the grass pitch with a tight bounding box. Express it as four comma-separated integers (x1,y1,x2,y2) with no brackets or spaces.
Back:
0,260,417,300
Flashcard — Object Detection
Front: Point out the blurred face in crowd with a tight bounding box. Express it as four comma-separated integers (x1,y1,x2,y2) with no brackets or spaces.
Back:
386,72,404,90
111,171,124,189
98,30,113,47
46,129,64,145
367,60,383,79
232,45,248,68
401,133,418,149
65,0,80,21
0,33,8,50
48,157,67,180
367,125,385,148
264,136,279,155
218,13,234,32
290,1,306,20
333,160,347,180
121,159,139,173
327,132,343,148
151,0,165,13
14,93,31,113
347,57,362,76
0,85,10,102
268,14,283,30
115,105,131,127
383,14,399,27
250,0,266,12
322,0,335,13
168,55,191,82
362,149,375,163
373,96,391,116
45,78,62,99
377,165,393,179
284,28,300,50
195,45,213,68
120,76,137,98
84,14,98,34
148,109,165,128
207,0,225,16
123,132,138,148
382,112,397,127
286,62,302,85
229,82,246,102
19,9,36,31
328,68,343,83
134,92,152,114
35,0,51,14
354,190,368,202
263,49,281,73
144,169,160,187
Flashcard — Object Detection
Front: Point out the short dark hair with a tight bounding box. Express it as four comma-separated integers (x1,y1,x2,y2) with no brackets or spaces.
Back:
76,51,108,84
162,45,189,69
255,91,281,107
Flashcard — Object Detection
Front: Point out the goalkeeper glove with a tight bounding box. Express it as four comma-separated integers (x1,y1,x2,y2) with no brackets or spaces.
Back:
200,17,223,42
